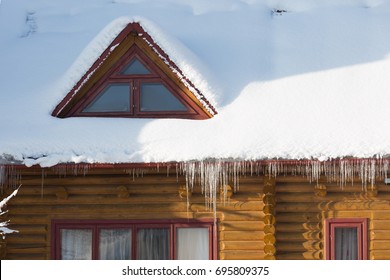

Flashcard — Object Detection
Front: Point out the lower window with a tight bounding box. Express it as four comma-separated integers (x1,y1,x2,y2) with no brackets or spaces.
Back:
52,220,216,260
325,218,368,260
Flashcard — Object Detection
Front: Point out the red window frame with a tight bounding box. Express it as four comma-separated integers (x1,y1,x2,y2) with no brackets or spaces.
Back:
324,218,368,260
68,47,199,119
52,219,217,260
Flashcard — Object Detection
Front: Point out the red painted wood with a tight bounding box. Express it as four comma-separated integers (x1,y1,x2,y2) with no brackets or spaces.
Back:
52,219,216,260
325,218,368,260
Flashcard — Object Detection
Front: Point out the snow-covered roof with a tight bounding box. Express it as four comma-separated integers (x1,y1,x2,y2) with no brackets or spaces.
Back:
1,0,390,167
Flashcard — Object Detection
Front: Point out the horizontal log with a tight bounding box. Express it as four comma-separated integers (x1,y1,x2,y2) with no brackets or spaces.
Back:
5,253,47,260
276,232,321,242
9,203,198,215
220,250,265,260
372,211,390,220
370,230,390,240
17,184,182,196
370,250,390,260
276,184,314,193
6,235,46,244
276,222,322,232
6,246,48,254
326,211,372,219
370,241,390,250
220,231,265,241
276,183,372,194
276,193,326,203
220,241,264,251
8,225,47,235
370,220,390,230
276,253,305,260
8,215,48,224
220,211,265,221
8,196,264,207
220,221,265,231
45,211,220,221
276,242,305,252
19,176,185,187
8,202,265,216
275,213,321,223
276,203,321,213
192,201,264,212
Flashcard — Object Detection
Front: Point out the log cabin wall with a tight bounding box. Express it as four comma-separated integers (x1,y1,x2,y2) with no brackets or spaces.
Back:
274,177,390,260
1,166,390,260
1,167,266,260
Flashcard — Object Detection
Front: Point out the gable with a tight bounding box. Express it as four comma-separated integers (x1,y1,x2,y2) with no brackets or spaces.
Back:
52,22,217,120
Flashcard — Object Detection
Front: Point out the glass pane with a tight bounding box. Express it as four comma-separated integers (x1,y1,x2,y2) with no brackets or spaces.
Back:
83,84,130,112
99,229,132,260
137,228,169,260
61,229,92,260
121,58,151,75
140,83,187,112
177,228,209,260
335,227,358,260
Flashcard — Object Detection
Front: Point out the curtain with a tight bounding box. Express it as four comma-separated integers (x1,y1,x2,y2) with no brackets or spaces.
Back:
177,228,209,260
61,229,92,260
137,228,169,260
99,229,132,260
335,227,358,260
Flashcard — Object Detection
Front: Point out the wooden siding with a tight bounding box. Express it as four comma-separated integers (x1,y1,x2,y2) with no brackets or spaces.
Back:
1,167,266,260
2,167,390,260
275,178,390,260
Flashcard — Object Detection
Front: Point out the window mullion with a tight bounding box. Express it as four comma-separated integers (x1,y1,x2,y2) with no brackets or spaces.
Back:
93,225,99,260
171,224,176,260
132,79,139,115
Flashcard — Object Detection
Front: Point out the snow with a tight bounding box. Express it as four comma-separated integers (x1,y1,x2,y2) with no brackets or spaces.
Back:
1,0,390,167
0,187,19,237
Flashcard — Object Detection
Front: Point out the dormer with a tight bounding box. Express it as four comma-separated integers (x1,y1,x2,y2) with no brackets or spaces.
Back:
52,22,217,119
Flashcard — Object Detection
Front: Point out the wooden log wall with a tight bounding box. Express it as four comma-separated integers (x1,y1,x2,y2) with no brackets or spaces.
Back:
274,177,390,260
2,166,390,260
1,167,266,260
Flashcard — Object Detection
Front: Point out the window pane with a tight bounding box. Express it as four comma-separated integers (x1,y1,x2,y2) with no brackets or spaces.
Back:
61,229,92,260
140,83,187,112
177,228,209,260
335,227,358,260
83,84,130,112
137,228,169,260
121,58,151,75
99,229,132,260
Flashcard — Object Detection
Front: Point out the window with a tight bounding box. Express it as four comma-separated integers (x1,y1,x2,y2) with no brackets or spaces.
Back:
74,52,196,118
52,23,216,119
325,218,368,260
52,220,217,260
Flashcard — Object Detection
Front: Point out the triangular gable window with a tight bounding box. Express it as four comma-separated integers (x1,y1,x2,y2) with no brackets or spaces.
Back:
83,84,131,113
140,83,187,112
121,58,151,75
52,22,217,119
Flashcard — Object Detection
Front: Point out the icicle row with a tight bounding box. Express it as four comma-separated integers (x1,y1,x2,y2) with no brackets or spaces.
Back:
177,158,390,211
